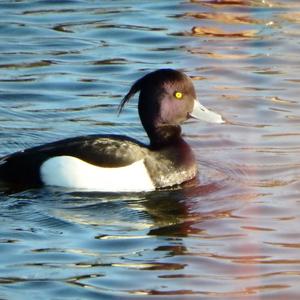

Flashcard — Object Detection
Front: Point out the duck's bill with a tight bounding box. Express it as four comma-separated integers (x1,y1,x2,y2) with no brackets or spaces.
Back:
190,99,224,124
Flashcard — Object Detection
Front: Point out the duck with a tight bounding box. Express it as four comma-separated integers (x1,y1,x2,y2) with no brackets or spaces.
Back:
0,69,224,192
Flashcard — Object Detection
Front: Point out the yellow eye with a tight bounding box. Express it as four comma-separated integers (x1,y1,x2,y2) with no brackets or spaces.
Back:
174,91,183,100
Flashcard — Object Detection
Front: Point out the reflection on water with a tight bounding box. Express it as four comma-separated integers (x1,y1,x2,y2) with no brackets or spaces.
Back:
0,0,300,299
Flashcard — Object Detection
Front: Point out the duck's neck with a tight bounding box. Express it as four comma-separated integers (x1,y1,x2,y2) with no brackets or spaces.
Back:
148,125,182,149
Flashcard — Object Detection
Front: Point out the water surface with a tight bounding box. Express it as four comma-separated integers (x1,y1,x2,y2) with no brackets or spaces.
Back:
0,0,300,299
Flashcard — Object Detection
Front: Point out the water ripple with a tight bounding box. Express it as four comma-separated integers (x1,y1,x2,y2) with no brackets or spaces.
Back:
0,0,300,299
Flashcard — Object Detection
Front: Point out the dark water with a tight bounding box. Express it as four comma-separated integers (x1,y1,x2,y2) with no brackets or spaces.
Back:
0,0,300,299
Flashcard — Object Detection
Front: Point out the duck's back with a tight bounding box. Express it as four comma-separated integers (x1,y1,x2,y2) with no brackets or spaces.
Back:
0,135,150,189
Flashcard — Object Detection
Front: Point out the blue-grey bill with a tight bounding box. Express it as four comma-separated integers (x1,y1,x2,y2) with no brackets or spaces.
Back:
190,100,224,124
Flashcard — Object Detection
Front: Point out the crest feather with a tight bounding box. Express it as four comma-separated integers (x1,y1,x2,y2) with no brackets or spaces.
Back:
118,78,143,115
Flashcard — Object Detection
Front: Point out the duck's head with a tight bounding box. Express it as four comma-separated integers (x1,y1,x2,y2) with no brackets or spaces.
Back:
119,69,224,147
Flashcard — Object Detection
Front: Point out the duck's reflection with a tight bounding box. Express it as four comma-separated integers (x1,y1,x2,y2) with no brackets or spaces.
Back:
45,178,225,237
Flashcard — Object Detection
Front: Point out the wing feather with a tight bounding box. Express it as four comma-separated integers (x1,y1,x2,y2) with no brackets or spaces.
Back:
0,135,149,185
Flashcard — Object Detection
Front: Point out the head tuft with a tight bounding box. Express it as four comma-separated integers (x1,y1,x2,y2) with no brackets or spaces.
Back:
118,77,143,115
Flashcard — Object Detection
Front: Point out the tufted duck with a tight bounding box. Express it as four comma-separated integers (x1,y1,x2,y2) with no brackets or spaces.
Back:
0,69,224,191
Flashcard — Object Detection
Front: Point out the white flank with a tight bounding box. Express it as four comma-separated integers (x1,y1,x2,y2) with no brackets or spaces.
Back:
40,156,155,192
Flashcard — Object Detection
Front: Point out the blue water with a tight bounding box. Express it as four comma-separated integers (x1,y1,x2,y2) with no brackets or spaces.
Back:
1,0,300,299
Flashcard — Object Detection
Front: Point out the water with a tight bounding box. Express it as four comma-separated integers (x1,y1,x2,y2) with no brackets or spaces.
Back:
0,0,299,299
